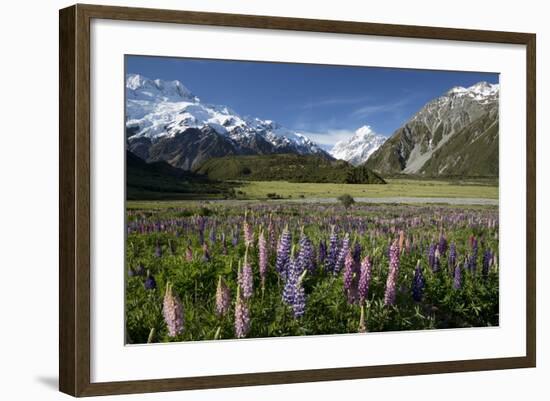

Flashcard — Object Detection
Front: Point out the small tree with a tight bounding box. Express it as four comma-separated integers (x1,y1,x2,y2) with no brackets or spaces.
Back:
337,194,355,209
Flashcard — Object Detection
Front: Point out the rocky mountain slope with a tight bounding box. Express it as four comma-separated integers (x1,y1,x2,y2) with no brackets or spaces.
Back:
365,82,499,177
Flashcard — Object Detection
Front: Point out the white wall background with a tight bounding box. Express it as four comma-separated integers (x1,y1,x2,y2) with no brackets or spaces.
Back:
0,0,546,400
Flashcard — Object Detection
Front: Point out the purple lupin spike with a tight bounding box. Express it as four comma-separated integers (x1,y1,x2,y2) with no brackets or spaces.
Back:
358,255,372,304
412,260,424,302
215,276,231,317
318,239,327,264
243,212,254,248
433,247,441,272
384,239,400,306
234,287,250,339
438,232,448,256
453,263,462,290
282,251,307,318
276,227,292,280
334,233,350,275
325,226,338,273
163,282,184,337
297,231,315,273
258,230,268,291
448,242,457,273
238,251,254,300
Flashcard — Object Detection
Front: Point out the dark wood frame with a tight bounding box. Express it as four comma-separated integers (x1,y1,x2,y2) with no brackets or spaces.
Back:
59,3,536,397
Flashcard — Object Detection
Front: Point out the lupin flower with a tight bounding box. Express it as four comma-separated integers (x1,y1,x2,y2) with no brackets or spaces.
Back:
238,251,254,300
231,229,239,246
243,212,254,248
215,276,231,316
398,230,405,253
334,233,350,274
258,231,268,291
482,249,492,279
163,282,184,337
144,270,157,290
342,250,354,293
276,227,292,280
384,240,400,306
358,256,372,304
234,287,250,339
325,226,338,273
268,216,277,251
448,242,457,272
412,260,424,302
433,247,441,272
343,249,359,304
282,252,307,318
209,227,216,244
453,263,462,290
282,253,298,305
438,232,448,256
292,284,306,318
297,232,315,273
318,239,327,264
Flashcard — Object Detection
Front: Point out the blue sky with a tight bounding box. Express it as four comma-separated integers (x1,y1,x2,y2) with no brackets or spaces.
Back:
126,55,498,147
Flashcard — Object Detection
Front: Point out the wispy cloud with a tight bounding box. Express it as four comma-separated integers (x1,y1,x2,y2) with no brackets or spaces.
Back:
298,95,373,110
350,98,411,119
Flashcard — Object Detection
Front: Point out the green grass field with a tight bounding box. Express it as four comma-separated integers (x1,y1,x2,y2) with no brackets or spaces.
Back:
234,179,498,200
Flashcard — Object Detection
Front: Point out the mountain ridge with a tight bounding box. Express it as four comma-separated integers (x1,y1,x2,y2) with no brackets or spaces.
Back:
365,81,499,177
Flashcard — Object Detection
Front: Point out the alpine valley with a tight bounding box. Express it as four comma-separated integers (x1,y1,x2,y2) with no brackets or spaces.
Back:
126,74,499,180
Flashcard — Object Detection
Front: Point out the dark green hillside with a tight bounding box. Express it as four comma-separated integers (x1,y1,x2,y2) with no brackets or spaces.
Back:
126,151,236,200
194,154,386,184
419,117,499,177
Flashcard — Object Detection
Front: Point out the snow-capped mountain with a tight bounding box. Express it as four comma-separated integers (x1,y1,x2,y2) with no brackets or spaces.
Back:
126,74,328,170
366,81,499,177
329,125,386,166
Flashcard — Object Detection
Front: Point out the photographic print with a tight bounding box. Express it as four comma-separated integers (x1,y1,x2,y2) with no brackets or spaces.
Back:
125,55,499,344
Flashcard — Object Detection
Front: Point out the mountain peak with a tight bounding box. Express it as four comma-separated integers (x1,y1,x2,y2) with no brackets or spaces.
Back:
447,81,499,98
126,74,197,102
330,126,386,166
354,125,377,138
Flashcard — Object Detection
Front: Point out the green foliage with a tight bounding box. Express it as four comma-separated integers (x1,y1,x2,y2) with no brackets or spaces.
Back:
194,154,386,184
337,194,355,209
126,151,238,200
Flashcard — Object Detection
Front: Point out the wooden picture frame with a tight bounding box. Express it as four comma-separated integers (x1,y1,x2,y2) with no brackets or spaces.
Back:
59,3,536,397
